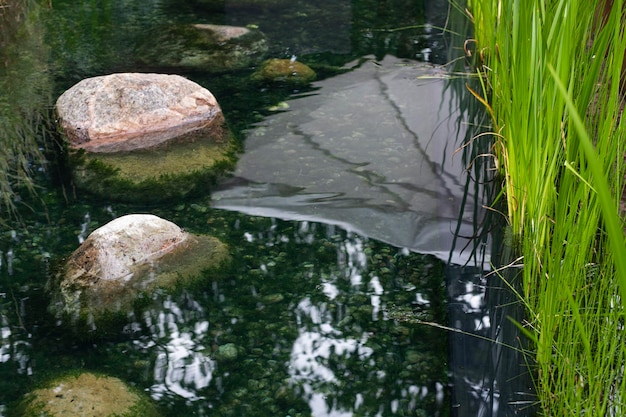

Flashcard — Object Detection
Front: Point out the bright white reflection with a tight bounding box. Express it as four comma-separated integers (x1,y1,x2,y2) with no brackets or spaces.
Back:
138,297,214,401
288,232,435,416
0,326,10,364
289,298,373,417
368,276,384,320
0,312,31,374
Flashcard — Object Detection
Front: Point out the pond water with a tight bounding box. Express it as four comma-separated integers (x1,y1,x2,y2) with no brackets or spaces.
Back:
0,0,535,416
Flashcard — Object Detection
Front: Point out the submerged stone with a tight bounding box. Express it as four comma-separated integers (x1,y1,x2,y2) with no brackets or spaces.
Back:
14,372,161,417
48,214,230,331
55,73,237,202
215,343,239,361
137,23,268,72
251,58,317,86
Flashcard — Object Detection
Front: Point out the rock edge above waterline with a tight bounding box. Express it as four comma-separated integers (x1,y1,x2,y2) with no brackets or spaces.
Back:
56,73,228,153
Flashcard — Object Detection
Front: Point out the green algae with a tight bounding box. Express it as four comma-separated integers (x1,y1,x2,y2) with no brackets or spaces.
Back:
251,58,317,86
12,372,162,417
68,139,239,203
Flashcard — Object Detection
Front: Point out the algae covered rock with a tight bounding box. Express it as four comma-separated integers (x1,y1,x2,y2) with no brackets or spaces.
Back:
251,58,317,86
138,23,268,72
48,214,230,331
69,142,237,203
56,73,237,202
13,372,161,417
215,343,239,361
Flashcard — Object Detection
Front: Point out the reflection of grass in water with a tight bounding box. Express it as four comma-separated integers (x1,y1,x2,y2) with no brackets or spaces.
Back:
0,0,51,220
471,0,626,415
91,140,233,182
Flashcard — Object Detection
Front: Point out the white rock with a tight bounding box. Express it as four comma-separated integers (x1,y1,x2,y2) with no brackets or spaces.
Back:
69,214,187,282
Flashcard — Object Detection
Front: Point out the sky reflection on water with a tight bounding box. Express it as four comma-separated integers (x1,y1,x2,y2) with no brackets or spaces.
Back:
98,218,450,416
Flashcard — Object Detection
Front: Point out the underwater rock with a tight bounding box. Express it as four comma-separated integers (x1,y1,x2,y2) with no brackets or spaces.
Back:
56,73,228,152
137,23,268,72
251,58,317,86
215,343,239,361
14,372,161,417
48,214,230,330
55,73,237,202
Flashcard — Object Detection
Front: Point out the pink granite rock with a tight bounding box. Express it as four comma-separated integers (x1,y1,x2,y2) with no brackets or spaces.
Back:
56,73,228,153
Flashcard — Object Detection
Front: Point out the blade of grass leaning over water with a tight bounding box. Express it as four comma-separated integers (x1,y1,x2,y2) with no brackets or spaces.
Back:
469,0,626,414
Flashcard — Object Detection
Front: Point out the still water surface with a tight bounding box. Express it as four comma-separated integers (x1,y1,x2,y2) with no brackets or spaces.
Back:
0,0,533,416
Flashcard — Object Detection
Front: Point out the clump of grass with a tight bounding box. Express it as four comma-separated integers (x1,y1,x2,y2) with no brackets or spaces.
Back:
469,0,626,414
0,0,51,221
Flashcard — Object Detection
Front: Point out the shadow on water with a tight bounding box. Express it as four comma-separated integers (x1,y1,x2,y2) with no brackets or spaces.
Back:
0,0,535,416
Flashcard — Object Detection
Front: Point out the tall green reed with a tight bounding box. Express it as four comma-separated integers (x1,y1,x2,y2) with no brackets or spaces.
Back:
469,0,626,414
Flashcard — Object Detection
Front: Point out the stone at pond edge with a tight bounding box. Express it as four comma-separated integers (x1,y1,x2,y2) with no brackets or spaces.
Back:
137,23,268,72
251,58,317,86
55,73,238,203
13,372,161,417
47,214,230,332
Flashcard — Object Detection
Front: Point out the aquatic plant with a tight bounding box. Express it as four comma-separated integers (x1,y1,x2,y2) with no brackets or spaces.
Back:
469,0,626,414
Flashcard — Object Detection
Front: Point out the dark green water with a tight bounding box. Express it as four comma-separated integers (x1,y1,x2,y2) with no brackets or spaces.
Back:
0,0,534,416
1,201,449,416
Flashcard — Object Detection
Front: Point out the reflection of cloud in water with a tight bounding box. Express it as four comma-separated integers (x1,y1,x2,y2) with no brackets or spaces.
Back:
289,297,374,417
0,315,31,375
288,232,433,416
136,297,214,401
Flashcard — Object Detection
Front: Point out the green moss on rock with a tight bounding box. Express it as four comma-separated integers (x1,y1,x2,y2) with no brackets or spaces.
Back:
12,372,161,417
251,58,317,86
69,138,238,203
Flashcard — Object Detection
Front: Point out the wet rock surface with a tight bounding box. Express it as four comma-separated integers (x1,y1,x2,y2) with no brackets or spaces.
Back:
56,73,228,153
56,73,237,203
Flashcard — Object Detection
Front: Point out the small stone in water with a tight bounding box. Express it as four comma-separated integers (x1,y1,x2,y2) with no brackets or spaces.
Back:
268,101,290,111
262,293,284,303
215,343,238,361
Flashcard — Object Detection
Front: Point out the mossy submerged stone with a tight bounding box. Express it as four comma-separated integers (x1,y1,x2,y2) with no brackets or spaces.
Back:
215,343,239,361
251,58,317,86
137,23,268,72
69,137,238,203
13,372,161,417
